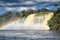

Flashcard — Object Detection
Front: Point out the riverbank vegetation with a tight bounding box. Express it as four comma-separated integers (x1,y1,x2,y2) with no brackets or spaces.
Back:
48,8,60,31
35,12,49,16
0,12,23,25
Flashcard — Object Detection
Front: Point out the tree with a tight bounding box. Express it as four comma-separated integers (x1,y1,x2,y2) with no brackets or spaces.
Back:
48,8,60,30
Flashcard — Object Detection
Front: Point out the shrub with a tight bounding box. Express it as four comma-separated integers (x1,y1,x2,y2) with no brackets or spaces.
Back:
48,8,60,30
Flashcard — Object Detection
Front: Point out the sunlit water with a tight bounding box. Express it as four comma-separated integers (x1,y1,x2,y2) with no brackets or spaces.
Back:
1,13,53,30
0,30,60,40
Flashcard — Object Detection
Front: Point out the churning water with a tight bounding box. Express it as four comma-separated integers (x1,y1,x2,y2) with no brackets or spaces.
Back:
1,13,53,30
0,30,60,40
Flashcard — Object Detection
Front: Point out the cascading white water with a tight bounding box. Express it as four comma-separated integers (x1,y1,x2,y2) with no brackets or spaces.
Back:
0,12,53,30
24,14,35,25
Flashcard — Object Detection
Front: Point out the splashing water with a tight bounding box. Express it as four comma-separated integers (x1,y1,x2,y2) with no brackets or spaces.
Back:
24,14,35,25
0,12,53,30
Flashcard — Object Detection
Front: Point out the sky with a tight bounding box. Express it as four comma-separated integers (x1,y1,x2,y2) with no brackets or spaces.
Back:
0,0,60,15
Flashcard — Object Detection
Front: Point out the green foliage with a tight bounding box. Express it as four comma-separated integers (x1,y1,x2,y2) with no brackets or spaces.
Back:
21,10,34,17
35,12,48,16
48,8,60,30
0,11,23,24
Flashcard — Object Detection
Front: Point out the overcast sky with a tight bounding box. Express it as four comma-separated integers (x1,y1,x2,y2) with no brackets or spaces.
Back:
0,0,59,15
0,0,59,7
0,0,59,2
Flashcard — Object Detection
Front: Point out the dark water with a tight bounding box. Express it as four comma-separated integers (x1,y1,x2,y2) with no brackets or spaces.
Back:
0,30,60,40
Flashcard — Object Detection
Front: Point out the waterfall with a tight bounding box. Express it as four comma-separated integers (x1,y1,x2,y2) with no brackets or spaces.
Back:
0,12,53,30
24,14,35,25
34,16,45,24
33,12,53,30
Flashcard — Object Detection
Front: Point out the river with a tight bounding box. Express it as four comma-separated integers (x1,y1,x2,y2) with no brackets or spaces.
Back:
0,30,60,40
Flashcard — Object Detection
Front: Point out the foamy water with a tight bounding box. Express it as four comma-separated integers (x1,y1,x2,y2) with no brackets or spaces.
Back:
0,30,60,40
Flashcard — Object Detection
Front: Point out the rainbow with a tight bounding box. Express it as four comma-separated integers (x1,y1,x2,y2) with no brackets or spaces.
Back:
0,17,21,30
